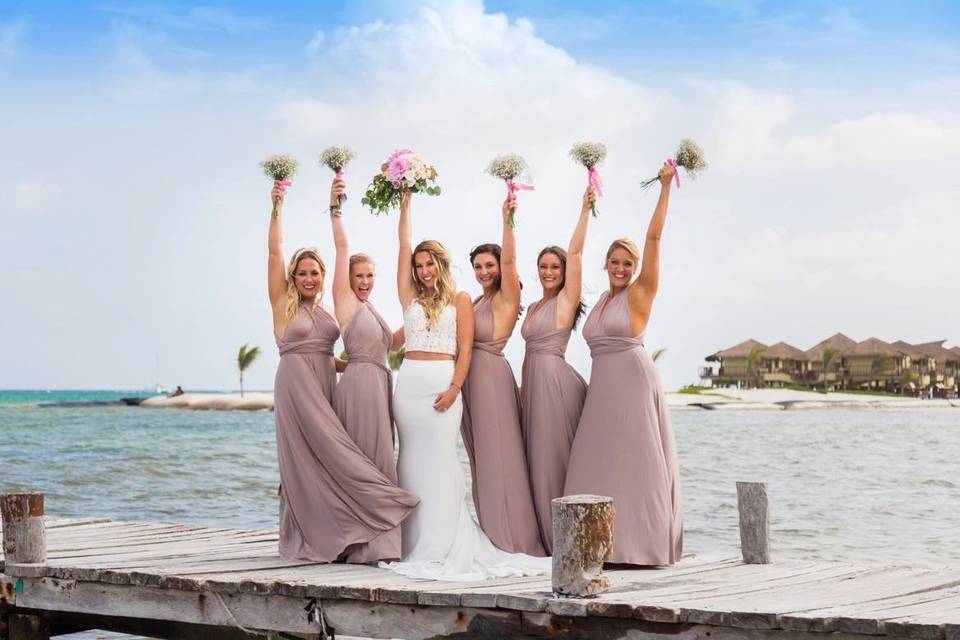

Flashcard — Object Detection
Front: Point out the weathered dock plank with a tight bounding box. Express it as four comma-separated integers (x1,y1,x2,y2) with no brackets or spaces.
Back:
4,517,960,640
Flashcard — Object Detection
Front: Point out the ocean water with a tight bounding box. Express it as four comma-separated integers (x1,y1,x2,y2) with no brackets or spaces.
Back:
1,391,959,638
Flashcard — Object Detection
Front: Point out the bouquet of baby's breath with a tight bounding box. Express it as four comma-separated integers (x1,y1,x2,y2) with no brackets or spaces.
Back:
319,145,355,205
486,153,534,228
569,142,606,217
362,149,440,215
639,139,708,190
260,154,299,219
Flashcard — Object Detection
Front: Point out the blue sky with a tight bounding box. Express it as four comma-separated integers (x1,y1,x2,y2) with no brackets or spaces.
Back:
2,1,959,390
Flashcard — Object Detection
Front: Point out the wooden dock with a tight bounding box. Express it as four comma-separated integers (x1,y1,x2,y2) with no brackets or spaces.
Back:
3,517,960,640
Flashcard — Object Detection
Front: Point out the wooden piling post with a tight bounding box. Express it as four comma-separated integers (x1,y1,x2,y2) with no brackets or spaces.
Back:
736,481,770,564
551,495,614,597
1,493,47,574
7,613,50,640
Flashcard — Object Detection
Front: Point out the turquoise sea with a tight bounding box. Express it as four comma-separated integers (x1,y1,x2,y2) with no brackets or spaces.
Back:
2,390,959,638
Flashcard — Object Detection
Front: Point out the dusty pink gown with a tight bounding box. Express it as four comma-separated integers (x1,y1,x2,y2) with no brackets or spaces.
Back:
274,302,418,562
460,296,545,556
333,300,402,562
563,288,683,565
520,295,587,553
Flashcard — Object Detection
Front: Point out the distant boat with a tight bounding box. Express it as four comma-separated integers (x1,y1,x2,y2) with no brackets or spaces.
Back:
153,384,169,395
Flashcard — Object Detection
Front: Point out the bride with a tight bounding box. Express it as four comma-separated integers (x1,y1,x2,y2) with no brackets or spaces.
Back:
382,191,550,581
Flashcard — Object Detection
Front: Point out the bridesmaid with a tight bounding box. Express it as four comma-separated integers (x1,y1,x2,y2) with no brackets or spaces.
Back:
520,185,593,553
460,193,545,556
326,175,405,562
267,179,418,562
563,163,683,566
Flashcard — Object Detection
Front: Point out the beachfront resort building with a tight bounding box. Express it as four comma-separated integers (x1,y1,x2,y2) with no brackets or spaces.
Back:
700,333,960,398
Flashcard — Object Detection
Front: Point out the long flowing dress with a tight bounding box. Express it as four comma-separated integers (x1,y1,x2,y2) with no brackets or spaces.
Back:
333,300,401,562
520,295,588,553
381,302,550,581
563,288,683,565
460,296,545,556
274,302,419,562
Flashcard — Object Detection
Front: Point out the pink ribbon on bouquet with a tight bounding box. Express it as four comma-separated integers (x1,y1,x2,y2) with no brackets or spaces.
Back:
506,177,535,198
335,170,348,203
273,179,293,195
666,158,680,188
588,164,604,196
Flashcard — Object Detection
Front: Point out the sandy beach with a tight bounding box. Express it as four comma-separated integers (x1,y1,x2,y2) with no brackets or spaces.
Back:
139,392,274,411
666,388,959,411
137,389,959,412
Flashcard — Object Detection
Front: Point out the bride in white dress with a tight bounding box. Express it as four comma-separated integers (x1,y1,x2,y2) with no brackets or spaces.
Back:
382,192,550,581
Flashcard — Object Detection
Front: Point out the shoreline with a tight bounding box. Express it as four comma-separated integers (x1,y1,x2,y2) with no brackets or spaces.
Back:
132,389,960,412
666,388,959,411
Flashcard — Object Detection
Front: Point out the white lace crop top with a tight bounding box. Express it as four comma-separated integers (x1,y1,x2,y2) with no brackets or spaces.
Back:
404,301,457,356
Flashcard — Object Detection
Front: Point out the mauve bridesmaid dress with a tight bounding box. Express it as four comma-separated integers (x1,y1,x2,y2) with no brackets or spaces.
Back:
274,302,418,562
333,300,403,561
563,288,683,565
520,294,587,553
460,296,545,556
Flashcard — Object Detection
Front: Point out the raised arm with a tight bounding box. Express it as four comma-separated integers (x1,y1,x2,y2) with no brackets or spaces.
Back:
498,194,521,307
631,162,674,302
328,176,357,327
267,182,288,320
557,186,594,326
397,191,415,309
433,291,474,412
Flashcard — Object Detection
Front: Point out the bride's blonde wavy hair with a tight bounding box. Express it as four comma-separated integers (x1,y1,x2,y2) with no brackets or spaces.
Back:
281,248,326,330
412,240,456,328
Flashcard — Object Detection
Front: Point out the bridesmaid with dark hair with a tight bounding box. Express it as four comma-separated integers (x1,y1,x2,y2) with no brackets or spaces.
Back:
520,185,593,553
267,179,418,562
326,174,407,562
564,163,683,565
460,193,545,556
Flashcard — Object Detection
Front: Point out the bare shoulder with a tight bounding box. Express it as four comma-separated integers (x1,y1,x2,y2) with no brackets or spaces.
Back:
455,291,472,305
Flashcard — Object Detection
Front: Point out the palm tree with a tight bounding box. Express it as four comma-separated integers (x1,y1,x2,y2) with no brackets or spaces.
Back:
237,343,261,398
651,348,667,363
746,345,766,389
821,347,839,392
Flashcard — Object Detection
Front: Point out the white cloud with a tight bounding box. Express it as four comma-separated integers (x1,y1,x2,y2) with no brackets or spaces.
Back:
6,179,62,215
305,30,325,56
0,18,27,61
99,5,267,33
3,0,959,390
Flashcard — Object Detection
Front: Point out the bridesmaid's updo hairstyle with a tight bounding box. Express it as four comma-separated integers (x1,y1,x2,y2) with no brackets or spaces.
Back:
537,245,586,328
412,239,456,329
470,243,502,289
283,247,326,326
349,253,375,273
605,238,641,264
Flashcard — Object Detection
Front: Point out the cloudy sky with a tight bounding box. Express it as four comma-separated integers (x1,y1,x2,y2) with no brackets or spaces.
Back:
2,1,958,391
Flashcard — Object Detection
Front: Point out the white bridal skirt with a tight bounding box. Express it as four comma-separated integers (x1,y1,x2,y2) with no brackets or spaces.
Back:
381,359,550,581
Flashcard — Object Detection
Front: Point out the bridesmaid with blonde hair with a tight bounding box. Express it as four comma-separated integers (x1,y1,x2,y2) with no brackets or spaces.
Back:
460,193,545,556
267,179,417,562
519,185,593,553
564,163,683,565
325,174,406,562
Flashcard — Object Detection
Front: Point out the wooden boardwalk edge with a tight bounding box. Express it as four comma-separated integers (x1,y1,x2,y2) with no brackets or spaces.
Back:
3,517,960,639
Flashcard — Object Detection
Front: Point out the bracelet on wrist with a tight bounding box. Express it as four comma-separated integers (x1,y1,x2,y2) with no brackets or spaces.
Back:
329,205,342,217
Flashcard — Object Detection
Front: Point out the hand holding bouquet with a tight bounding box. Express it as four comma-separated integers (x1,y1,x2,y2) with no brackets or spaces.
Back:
640,139,707,190
319,146,355,205
569,142,606,217
486,153,533,228
260,154,299,219
362,149,440,216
